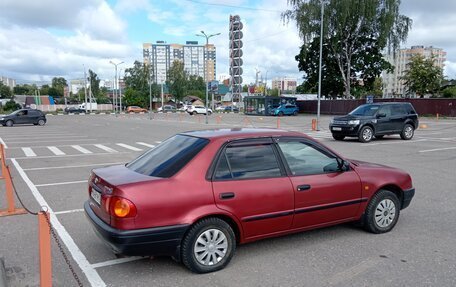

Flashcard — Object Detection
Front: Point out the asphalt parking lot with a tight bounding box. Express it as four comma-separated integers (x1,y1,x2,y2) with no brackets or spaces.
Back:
1,112,455,287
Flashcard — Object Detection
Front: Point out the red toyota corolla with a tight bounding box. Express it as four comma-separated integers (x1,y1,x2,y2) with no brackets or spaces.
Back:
84,128,415,273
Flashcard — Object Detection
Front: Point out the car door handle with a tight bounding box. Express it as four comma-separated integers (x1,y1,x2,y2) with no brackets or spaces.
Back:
220,192,235,200
297,185,311,191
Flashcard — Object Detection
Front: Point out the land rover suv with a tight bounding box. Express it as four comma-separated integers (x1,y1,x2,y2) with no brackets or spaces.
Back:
329,102,419,143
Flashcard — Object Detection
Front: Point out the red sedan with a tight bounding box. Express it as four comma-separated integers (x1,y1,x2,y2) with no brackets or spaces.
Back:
84,128,415,273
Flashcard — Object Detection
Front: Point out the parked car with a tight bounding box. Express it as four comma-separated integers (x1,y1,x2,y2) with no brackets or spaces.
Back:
187,105,212,115
224,106,239,113
0,109,46,127
85,128,415,273
271,104,299,116
329,102,419,143
157,105,176,113
64,107,86,114
127,106,148,113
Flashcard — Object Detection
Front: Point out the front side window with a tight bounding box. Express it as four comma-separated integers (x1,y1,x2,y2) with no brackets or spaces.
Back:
126,135,209,178
277,140,339,176
214,143,282,180
349,104,380,116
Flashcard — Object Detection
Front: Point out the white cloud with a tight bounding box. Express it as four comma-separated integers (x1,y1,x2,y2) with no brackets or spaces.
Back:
0,1,134,82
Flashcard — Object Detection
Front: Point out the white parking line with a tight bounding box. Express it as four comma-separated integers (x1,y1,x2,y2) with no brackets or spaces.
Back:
155,141,162,144
136,142,155,148
91,257,146,269
5,135,88,140
362,139,428,146
94,144,118,153
35,180,87,187
23,162,125,171
0,137,7,148
72,145,93,154
14,152,130,160
10,159,106,287
419,147,456,153
22,147,36,157
54,209,84,215
48,146,66,156
116,143,142,151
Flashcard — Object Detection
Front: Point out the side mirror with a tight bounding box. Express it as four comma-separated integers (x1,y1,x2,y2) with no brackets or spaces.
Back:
377,113,386,118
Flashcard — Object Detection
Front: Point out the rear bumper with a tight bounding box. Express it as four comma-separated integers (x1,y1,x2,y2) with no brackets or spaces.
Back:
84,201,189,257
401,188,415,209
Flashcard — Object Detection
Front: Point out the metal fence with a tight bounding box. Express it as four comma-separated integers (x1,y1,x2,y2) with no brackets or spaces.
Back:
297,99,456,117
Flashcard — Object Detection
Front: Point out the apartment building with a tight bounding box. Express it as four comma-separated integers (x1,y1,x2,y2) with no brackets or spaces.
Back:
0,76,16,89
272,77,297,92
143,41,216,84
382,46,446,97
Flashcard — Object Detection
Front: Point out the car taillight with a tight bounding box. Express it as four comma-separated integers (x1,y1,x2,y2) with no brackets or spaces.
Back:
109,197,137,218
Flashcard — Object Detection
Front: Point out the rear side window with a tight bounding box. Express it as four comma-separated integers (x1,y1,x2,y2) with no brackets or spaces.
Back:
403,104,417,114
214,144,282,180
126,135,209,178
391,105,406,116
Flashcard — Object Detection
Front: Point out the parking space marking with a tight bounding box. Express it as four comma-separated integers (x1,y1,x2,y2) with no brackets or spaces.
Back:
136,142,155,148
7,139,96,144
72,145,93,154
155,141,162,143
0,137,7,148
48,146,66,156
14,152,131,160
91,257,146,269
54,209,84,215
419,146,456,153
10,159,106,287
5,135,88,140
35,180,87,187
116,143,142,151
22,147,37,157
361,139,428,146
23,162,125,171
94,144,118,153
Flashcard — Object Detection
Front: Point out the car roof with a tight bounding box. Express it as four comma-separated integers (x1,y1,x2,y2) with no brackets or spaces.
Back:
180,128,306,140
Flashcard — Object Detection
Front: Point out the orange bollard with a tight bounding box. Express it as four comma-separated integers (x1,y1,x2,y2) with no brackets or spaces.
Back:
39,211,52,287
311,119,317,131
436,113,439,121
216,116,221,124
277,118,280,129
0,145,27,217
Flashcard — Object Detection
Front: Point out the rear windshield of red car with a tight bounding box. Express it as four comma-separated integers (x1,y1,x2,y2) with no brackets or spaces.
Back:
126,135,209,178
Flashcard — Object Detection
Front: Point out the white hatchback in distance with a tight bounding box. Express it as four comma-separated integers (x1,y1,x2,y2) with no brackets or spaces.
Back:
187,106,213,115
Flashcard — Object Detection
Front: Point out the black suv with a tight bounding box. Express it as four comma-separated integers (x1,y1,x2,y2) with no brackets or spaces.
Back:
0,109,47,127
329,102,419,143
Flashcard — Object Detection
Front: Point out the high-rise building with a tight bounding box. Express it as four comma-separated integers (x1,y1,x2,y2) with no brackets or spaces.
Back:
272,77,297,93
143,41,216,84
382,46,446,97
0,76,16,89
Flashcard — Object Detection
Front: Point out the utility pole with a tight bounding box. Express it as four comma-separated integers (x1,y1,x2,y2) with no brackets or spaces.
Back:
83,65,88,113
110,61,124,116
317,1,324,131
196,31,220,124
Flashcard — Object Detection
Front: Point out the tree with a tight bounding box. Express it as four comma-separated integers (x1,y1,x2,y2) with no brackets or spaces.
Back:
51,77,67,97
167,60,188,102
270,88,280,97
40,84,50,95
87,69,101,98
14,84,37,95
401,55,444,97
0,81,13,98
124,61,160,108
441,86,456,98
283,0,411,97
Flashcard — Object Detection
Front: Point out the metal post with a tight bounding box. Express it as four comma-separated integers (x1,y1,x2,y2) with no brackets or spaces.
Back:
196,31,220,124
161,82,164,110
110,61,124,116
317,1,324,131
83,65,88,113
119,69,123,113
149,78,152,120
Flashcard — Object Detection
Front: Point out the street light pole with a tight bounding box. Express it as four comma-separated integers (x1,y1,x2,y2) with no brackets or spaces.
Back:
317,1,324,131
196,31,220,124
109,61,124,116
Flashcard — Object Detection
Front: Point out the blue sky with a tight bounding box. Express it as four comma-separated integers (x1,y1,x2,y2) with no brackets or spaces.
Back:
1,0,456,85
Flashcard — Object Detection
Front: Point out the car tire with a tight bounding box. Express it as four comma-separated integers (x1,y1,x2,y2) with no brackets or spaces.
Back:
5,120,13,127
207,111,212,116
332,134,345,141
363,189,400,234
192,111,197,116
358,126,374,143
37,119,46,126
278,112,284,117
293,111,298,116
181,218,236,274
400,124,414,140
